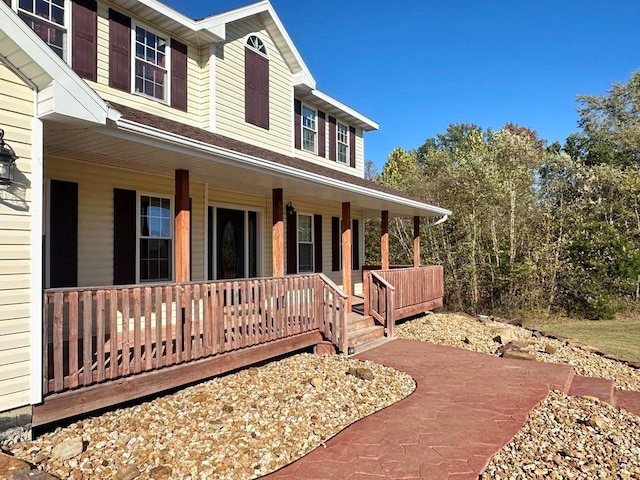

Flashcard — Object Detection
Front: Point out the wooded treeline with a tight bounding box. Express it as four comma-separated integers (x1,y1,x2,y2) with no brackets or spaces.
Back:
366,71,640,319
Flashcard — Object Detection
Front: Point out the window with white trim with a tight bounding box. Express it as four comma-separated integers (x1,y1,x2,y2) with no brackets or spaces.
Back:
17,0,67,59
246,34,266,54
134,25,168,101
337,121,349,164
297,213,313,273
139,195,172,281
302,105,317,153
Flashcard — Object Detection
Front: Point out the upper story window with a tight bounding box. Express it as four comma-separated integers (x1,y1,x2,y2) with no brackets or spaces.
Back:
302,105,317,153
134,25,168,101
337,121,349,164
245,34,269,129
18,0,66,59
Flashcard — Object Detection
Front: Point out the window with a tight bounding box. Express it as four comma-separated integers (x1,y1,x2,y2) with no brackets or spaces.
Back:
302,106,317,153
18,0,67,58
297,214,313,273
139,195,172,281
337,121,349,164
134,25,168,101
245,34,269,128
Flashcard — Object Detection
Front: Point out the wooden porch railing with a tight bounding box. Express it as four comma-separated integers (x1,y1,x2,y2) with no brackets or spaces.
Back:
42,274,347,397
364,265,444,336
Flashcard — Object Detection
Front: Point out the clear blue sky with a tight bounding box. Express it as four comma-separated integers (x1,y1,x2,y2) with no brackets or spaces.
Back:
165,0,640,169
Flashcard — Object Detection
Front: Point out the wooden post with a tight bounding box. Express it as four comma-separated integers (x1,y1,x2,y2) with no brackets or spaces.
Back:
272,188,284,276
175,169,190,282
342,202,352,311
413,215,420,268
381,210,389,270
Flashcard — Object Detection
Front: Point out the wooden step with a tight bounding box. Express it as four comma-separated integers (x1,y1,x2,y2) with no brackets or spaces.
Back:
347,325,384,348
347,312,375,332
350,295,364,306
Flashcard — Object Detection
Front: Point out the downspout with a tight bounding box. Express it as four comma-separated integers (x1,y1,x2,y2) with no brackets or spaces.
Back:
424,214,449,228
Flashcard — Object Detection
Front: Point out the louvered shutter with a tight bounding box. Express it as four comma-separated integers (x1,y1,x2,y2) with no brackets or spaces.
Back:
329,116,337,161
109,9,131,92
317,111,326,158
286,212,297,274
114,188,136,285
50,180,78,288
314,214,322,273
352,219,360,270
171,39,188,111
71,0,97,81
294,99,302,150
331,216,340,271
349,126,357,167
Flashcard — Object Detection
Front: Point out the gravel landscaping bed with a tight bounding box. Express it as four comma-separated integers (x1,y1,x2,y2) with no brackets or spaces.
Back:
9,354,415,479
396,312,640,390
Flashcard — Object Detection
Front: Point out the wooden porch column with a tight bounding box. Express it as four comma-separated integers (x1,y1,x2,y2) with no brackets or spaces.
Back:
381,210,389,270
413,216,420,268
272,188,284,276
342,202,352,309
175,169,190,282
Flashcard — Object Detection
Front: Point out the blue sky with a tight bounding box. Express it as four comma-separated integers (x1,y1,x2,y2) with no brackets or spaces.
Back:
165,0,640,169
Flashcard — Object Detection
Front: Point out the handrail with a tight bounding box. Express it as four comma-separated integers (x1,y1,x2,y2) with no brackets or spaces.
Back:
317,274,348,354
370,271,396,292
363,270,396,339
317,274,349,298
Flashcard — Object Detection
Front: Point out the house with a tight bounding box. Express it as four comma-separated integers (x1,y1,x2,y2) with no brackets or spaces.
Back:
0,0,451,440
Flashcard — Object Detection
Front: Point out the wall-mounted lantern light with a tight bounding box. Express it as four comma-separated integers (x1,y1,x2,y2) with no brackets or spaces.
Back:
0,129,17,186
285,202,295,216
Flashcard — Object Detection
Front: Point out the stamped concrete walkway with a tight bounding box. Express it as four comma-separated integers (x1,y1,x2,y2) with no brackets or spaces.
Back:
267,339,575,480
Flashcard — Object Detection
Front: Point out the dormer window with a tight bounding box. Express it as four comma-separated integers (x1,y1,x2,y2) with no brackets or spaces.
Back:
134,25,168,101
17,0,66,59
245,34,269,129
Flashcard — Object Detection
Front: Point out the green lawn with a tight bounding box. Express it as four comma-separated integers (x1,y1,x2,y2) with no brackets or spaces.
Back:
523,315,640,363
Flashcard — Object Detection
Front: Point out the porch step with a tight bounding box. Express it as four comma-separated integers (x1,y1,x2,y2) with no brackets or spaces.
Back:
348,325,385,348
347,312,375,332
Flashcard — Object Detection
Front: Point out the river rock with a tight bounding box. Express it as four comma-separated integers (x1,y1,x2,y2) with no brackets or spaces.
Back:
50,437,83,461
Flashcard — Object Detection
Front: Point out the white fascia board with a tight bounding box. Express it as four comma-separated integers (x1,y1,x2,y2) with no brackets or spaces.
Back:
198,0,315,87
114,118,450,217
311,89,379,131
1,3,110,125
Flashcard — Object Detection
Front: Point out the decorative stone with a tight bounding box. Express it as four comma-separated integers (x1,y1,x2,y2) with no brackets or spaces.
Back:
148,465,172,479
492,330,519,345
12,471,58,479
544,344,558,354
309,376,323,388
501,350,536,361
114,464,140,480
587,415,606,430
355,368,374,381
50,437,83,461
0,452,30,475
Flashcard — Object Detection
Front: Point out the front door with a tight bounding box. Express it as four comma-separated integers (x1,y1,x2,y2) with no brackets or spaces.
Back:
216,208,245,279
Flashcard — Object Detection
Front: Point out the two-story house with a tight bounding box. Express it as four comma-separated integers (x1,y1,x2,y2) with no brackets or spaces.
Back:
0,0,450,439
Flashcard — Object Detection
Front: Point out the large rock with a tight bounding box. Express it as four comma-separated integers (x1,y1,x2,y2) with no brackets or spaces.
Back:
501,350,536,361
51,437,83,461
492,329,519,345
114,464,140,480
0,452,30,476
12,471,59,479
148,465,172,479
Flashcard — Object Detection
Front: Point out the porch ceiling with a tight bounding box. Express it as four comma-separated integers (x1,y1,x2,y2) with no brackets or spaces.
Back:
43,108,450,220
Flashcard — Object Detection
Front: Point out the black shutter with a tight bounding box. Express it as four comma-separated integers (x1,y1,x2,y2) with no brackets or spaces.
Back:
294,99,302,150
50,180,78,288
113,188,136,285
331,216,340,271
207,206,214,280
352,219,360,270
71,0,97,81
314,214,322,273
171,39,188,111
329,116,337,161
286,212,297,274
317,111,326,158
109,9,130,92
349,126,357,168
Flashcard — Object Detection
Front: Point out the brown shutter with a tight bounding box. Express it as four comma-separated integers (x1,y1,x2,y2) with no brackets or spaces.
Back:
286,211,297,274
317,111,326,158
329,116,337,161
50,180,78,288
349,126,357,167
71,0,97,81
245,49,269,129
256,54,269,129
2,0,10,6
171,39,188,111
352,219,360,270
109,9,130,92
314,214,322,273
294,99,302,150
331,216,340,271
114,188,136,285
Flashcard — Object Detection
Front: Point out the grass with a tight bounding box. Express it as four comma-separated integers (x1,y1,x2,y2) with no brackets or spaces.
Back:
522,313,640,363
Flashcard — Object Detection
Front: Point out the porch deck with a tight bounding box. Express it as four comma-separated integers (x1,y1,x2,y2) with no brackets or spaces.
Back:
34,266,444,427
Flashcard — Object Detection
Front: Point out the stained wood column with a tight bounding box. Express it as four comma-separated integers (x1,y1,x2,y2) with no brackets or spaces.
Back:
175,170,190,282
342,202,352,309
413,216,420,268
381,210,389,270
272,188,284,276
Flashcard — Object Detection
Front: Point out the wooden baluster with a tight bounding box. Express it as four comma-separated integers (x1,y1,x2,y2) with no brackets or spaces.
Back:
96,290,105,382
121,290,130,376
155,286,163,368
193,283,202,359
164,286,174,367
132,288,142,374
82,291,93,386
202,283,211,356
43,294,49,395
144,287,152,371
175,285,183,364
53,292,64,393
183,284,192,361
109,290,118,379
68,291,79,389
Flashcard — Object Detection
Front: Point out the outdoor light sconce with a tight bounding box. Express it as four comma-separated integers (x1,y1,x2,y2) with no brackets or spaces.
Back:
0,129,17,186
285,202,295,216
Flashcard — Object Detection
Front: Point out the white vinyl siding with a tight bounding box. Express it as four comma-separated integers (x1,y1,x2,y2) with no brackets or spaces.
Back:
214,17,291,155
0,62,35,412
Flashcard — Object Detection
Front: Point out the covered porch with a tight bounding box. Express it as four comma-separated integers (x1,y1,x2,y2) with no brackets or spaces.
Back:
35,104,450,425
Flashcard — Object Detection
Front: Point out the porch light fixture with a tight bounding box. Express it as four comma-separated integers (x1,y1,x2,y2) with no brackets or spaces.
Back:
0,129,17,186
285,202,295,216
